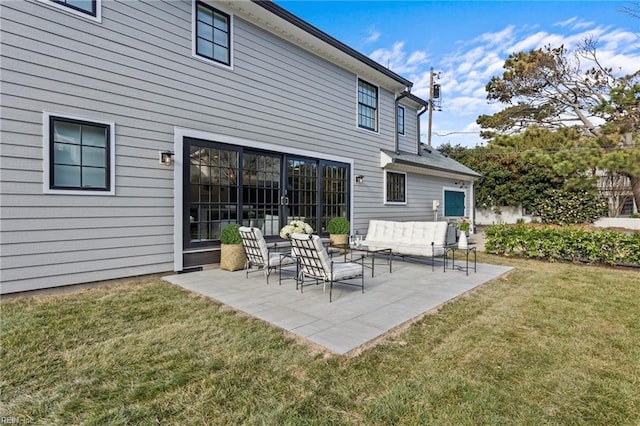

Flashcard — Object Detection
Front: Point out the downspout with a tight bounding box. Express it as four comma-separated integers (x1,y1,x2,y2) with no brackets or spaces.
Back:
470,180,476,234
394,89,411,154
416,104,428,156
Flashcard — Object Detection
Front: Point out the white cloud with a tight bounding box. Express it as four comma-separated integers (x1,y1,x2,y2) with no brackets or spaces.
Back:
366,14,639,149
369,41,429,75
474,25,516,47
554,17,577,27
364,27,380,44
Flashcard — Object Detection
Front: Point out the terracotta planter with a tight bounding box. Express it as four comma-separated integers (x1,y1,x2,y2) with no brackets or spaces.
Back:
220,244,246,271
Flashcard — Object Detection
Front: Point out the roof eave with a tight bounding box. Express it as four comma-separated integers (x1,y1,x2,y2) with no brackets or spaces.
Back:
243,0,412,90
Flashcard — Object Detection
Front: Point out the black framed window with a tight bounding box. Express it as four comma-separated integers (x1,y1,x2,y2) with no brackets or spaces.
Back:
50,0,96,16
397,105,405,135
385,171,406,204
195,1,231,66
358,78,378,131
49,116,110,191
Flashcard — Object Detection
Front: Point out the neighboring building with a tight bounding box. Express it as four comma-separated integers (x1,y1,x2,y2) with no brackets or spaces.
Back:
595,170,638,217
0,0,480,294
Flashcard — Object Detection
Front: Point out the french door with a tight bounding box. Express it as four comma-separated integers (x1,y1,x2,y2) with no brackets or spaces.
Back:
282,156,350,234
183,137,349,248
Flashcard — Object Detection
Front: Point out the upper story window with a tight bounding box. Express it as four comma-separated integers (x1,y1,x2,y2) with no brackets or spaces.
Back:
41,0,101,21
195,1,231,67
397,105,405,135
358,78,378,131
385,171,406,204
51,0,95,15
44,113,115,195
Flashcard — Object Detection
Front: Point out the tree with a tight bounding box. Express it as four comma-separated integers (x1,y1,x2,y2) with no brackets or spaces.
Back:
477,42,640,212
438,127,607,224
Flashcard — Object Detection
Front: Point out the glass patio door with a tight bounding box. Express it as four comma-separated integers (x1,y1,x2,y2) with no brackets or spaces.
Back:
183,137,351,249
241,152,281,236
283,157,318,231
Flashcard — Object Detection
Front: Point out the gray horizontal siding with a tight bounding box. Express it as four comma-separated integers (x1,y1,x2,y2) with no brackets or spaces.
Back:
0,0,444,293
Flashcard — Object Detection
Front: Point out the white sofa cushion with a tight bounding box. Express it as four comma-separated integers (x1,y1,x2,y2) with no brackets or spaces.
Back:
364,220,450,257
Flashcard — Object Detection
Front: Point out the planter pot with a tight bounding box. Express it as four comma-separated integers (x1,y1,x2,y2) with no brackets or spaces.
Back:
458,232,468,248
220,244,246,271
330,233,349,253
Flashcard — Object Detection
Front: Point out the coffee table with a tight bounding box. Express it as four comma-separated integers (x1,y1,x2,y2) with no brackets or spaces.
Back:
330,243,393,277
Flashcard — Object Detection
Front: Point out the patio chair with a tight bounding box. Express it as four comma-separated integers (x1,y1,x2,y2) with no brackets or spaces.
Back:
290,233,364,302
238,226,296,284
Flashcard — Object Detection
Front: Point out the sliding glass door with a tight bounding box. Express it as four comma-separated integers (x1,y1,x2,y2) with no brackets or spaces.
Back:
183,137,350,249
284,157,317,230
242,152,281,236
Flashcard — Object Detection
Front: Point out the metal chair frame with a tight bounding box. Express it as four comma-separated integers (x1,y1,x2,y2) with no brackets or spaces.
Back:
239,226,295,284
290,233,364,302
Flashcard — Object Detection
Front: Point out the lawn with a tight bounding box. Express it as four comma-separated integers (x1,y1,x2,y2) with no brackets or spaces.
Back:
2,254,640,425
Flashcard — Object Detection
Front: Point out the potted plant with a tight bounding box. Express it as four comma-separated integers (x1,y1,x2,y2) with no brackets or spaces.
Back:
279,220,314,239
327,217,350,247
220,223,246,271
458,218,470,248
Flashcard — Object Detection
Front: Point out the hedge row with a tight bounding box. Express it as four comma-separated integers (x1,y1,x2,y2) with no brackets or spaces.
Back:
485,224,640,266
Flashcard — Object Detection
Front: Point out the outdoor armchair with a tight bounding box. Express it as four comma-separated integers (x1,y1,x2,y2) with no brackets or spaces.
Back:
290,233,364,302
238,226,296,284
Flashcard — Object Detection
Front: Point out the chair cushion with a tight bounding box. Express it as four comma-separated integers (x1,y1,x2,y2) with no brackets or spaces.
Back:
330,262,362,281
364,220,450,254
290,233,332,279
267,252,296,267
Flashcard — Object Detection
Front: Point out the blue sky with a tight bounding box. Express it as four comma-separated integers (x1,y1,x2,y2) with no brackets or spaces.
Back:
277,1,640,148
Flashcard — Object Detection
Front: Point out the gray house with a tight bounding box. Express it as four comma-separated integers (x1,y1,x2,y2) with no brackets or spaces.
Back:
0,0,480,294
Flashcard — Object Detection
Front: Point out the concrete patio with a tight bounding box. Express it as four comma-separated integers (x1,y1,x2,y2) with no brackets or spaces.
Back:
163,257,512,356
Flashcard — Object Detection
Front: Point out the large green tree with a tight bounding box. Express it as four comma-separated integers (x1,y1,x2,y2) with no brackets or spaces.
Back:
439,127,607,224
477,42,640,211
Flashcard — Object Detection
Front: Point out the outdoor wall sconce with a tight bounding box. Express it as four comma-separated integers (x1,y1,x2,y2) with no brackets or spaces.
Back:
159,151,174,166
355,175,365,184
454,180,467,189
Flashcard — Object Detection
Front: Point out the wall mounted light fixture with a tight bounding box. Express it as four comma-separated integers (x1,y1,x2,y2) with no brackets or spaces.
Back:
159,151,174,166
355,175,365,184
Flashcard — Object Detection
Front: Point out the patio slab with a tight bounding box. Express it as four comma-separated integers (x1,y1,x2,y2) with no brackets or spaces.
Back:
163,259,512,355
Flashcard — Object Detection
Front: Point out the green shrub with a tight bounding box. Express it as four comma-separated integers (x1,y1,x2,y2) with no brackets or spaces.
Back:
532,188,608,225
327,217,350,234
220,223,242,244
485,223,640,266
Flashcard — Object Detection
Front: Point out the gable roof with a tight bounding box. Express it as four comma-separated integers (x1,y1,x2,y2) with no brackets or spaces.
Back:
381,147,481,180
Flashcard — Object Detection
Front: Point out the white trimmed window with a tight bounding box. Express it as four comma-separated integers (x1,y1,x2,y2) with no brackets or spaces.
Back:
41,0,102,22
358,78,378,131
194,1,232,67
44,112,115,195
384,171,407,204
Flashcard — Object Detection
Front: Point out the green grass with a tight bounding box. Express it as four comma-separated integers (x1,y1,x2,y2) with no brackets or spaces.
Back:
2,255,640,425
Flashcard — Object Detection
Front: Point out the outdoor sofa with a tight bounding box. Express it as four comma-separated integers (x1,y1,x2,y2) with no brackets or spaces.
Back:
362,220,452,270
